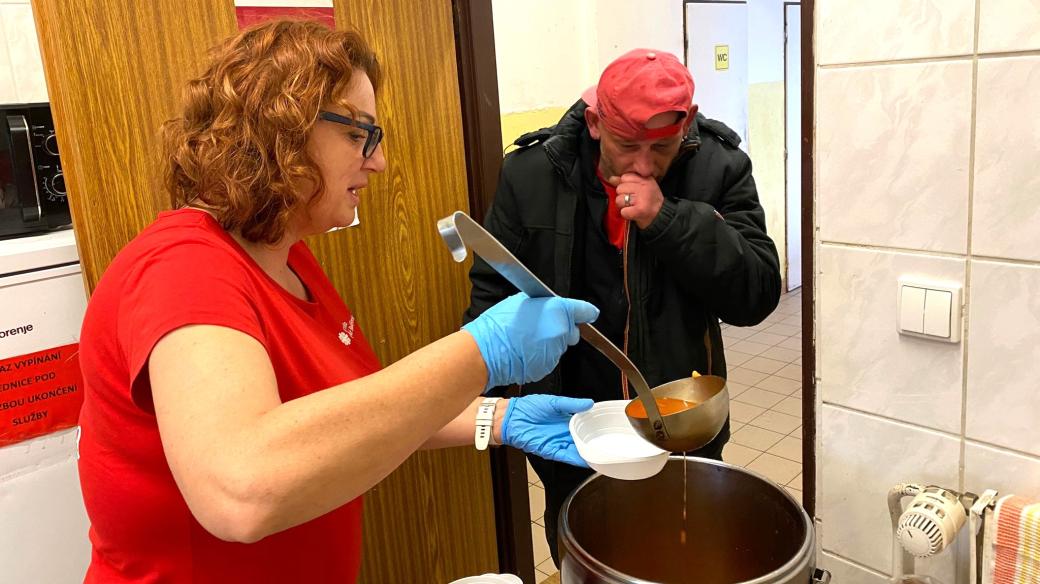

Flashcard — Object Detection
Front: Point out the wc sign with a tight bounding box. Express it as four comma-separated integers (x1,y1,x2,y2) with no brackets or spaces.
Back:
715,45,730,71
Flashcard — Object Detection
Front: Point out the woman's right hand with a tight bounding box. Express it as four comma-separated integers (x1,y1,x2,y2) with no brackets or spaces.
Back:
462,292,599,391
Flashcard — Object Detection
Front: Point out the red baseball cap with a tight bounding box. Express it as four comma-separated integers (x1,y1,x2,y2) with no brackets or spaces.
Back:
582,48,695,141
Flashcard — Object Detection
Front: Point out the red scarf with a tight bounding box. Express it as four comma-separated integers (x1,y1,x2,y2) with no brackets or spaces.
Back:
595,164,628,250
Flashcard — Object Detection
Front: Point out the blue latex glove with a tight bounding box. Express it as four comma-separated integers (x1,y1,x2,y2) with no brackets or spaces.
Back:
462,293,599,391
501,395,594,468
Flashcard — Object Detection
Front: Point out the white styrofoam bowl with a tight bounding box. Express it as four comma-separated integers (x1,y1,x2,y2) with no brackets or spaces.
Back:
569,400,669,480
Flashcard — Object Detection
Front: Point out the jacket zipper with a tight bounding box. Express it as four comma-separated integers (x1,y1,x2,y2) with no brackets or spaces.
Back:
621,221,632,400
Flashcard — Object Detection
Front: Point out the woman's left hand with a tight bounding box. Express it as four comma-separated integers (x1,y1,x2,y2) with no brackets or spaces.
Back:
498,395,594,467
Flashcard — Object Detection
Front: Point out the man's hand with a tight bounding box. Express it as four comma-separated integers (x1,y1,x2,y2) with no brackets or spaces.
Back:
609,173,664,230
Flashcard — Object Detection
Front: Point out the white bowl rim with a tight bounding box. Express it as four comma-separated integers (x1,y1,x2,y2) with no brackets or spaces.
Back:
570,401,668,465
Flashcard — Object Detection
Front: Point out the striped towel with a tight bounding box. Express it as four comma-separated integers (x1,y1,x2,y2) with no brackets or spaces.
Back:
986,495,1040,584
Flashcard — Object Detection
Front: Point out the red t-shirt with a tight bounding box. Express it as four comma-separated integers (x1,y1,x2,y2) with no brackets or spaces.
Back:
77,209,382,583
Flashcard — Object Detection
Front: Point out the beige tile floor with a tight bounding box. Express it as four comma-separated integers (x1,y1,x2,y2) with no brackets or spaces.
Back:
527,290,804,582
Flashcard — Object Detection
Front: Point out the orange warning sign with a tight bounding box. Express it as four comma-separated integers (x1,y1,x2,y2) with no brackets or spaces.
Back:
0,343,83,447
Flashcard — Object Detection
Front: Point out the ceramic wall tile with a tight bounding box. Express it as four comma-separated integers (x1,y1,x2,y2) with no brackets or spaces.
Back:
979,0,1040,53
818,245,966,432
819,552,889,584
817,61,972,253
0,9,17,104
819,405,960,573
966,260,1040,455
972,56,1040,262
0,3,47,103
964,441,1040,499
817,0,975,65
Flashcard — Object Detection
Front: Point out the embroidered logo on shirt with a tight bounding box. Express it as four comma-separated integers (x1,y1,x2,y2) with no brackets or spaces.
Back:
338,317,356,346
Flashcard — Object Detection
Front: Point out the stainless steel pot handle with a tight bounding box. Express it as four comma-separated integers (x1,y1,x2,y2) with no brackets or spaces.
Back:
812,568,832,583
437,210,670,440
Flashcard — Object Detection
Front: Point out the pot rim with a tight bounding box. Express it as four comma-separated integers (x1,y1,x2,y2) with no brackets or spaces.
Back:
558,455,814,584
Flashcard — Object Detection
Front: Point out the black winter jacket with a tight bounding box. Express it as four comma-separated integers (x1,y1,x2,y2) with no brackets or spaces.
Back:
464,100,781,401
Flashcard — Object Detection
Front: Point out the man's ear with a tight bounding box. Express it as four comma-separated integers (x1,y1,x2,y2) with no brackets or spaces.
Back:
585,108,602,140
684,104,699,132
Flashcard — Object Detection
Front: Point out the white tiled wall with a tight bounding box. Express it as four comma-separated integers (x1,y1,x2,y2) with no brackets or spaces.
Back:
816,0,975,65
0,0,48,104
978,0,1040,54
817,247,966,433
972,56,1040,262
0,10,17,104
814,0,1040,580
819,551,888,584
963,440,1040,498
816,61,972,253
820,405,960,572
964,260,1040,453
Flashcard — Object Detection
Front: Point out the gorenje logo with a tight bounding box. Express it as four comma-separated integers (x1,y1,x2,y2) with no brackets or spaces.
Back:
0,324,34,340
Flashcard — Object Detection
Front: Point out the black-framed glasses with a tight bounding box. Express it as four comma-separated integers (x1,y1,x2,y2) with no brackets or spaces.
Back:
318,110,384,158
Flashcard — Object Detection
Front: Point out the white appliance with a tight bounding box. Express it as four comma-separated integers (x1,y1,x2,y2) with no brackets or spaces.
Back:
0,229,91,582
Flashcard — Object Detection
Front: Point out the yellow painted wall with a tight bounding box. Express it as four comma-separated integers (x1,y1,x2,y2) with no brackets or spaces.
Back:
747,81,788,289
499,106,569,151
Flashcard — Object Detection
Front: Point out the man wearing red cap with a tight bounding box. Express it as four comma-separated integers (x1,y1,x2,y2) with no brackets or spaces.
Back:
465,49,781,565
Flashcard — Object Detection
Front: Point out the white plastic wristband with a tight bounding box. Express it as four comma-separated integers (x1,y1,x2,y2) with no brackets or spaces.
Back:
475,397,501,451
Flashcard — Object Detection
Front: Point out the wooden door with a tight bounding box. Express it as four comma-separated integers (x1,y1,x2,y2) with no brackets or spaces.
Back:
329,2,499,581
31,0,497,581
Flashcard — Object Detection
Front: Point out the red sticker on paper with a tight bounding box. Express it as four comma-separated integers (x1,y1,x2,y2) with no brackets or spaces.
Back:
235,4,335,30
0,343,83,447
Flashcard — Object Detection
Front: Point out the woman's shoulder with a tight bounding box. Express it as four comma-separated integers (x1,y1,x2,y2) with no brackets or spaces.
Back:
127,209,243,262
137,208,232,247
100,209,251,292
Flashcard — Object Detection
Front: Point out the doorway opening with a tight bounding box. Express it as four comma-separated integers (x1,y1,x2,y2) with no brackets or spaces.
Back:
682,0,814,519
455,1,816,580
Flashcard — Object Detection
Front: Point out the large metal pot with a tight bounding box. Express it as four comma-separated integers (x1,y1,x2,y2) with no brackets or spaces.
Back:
559,457,830,584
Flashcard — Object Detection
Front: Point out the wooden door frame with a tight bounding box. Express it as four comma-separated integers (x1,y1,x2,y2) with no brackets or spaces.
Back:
798,0,816,518
452,2,536,582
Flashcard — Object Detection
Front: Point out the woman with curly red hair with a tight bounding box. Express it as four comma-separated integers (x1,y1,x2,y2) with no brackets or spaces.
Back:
76,19,597,583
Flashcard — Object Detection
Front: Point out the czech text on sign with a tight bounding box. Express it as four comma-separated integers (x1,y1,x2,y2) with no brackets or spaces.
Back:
715,45,730,71
0,343,83,447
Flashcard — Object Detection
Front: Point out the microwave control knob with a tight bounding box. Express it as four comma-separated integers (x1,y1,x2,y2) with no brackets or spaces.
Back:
44,133,60,156
50,173,67,197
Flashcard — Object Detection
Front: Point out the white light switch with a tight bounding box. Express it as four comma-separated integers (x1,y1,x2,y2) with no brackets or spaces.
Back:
923,289,953,338
897,279,962,343
899,286,926,334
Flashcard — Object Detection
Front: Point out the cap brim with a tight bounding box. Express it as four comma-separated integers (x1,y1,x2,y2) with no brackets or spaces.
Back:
581,85,598,110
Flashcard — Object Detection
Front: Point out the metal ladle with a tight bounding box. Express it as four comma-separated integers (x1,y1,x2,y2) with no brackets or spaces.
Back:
437,211,672,445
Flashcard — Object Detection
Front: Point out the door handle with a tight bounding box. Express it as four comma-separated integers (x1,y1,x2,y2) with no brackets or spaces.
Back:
6,115,42,223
